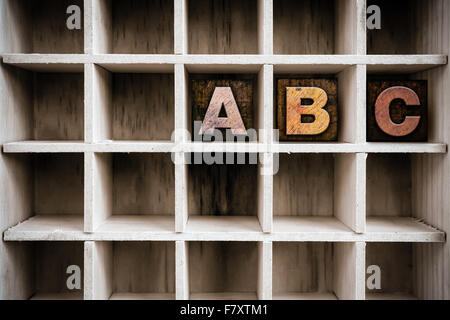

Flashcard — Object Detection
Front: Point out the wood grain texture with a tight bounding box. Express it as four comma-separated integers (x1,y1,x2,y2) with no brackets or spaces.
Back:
31,0,84,53
366,243,414,295
188,161,258,216
273,0,335,54
113,242,175,294
273,242,333,294
112,0,173,54
367,0,417,54
34,154,84,215
367,80,427,142
188,0,258,54
191,77,255,139
112,73,174,141
273,154,334,216
34,73,84,140
35,242,84,295
112,153,174,215
189,242,257,294
367,154,412,217
277,78,338,141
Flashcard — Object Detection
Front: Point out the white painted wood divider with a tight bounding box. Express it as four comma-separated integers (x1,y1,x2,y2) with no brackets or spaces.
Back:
0,0,449,300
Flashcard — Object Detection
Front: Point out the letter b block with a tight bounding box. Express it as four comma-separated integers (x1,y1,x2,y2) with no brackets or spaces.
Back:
277,78,338,141
367,80,427,141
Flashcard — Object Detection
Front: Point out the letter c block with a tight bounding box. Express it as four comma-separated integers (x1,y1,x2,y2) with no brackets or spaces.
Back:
367,80,427,141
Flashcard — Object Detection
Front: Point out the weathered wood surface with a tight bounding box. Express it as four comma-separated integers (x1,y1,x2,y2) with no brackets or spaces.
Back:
188,0,257,54
277,78,338,141
367,80,427,141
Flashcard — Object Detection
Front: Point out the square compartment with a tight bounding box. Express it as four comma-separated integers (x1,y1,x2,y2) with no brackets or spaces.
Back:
188,0,258,54
273,242,338,300
111,73,174,141
189,241,258,299
274,154,334,217
186,154,262,232
30,241,84,300
112,153,175,216
95,0,174,54
367,154,413,218
273,0,335,54
273,153,361,233
2,68,84,141
108,241,175,300
2,0,84,53
367,0,445,54
366,243,417,299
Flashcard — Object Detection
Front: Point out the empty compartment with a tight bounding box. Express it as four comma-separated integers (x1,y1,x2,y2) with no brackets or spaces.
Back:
109,241,175,299
93,67,174,141
274,154,334,217
367,154,412,218
90,153,175,232
274,152,362,233
2,0,84,53
273,242,336,300
188,0,258,54
112,153,174,215
187,154,262,232
273,0,335,54
273,242,361,299
112,73,174,140
7,153,84,221
94,0,174,53
29,242,84,300
189,241,258,299
366,242,418,299
367,0,445,54
2,67,84,141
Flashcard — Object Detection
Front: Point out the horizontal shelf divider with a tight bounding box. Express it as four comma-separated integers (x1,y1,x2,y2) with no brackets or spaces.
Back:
4,215,444,243
3,141,447,154
2,54,447,73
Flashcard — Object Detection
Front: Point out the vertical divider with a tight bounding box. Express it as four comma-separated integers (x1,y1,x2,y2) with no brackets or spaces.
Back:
84,62,113,233
356,152,367,233
356,64,367,143
356,0,367,55
335,0,367,55
257,241,272,300
174,0,188,54
333,242,365,300
258,0,273,55
334,153,365,233
84,0,93,54
85,152,112,233
175,63,188,233
258,64,274,233
355,241,366,300
84,241,113,300
176,240,190,300
90,0,113,53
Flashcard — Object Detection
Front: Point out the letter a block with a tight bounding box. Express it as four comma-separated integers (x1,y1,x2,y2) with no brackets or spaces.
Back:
277,78,338,141
192,78,254,137
367,80,427,141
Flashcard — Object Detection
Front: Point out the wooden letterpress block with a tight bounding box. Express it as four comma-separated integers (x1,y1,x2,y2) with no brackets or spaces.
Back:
367,80,427,142
191,77,254,138
277,78,338,141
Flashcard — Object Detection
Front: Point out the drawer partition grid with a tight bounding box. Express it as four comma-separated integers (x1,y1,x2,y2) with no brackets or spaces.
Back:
1,0,449,300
